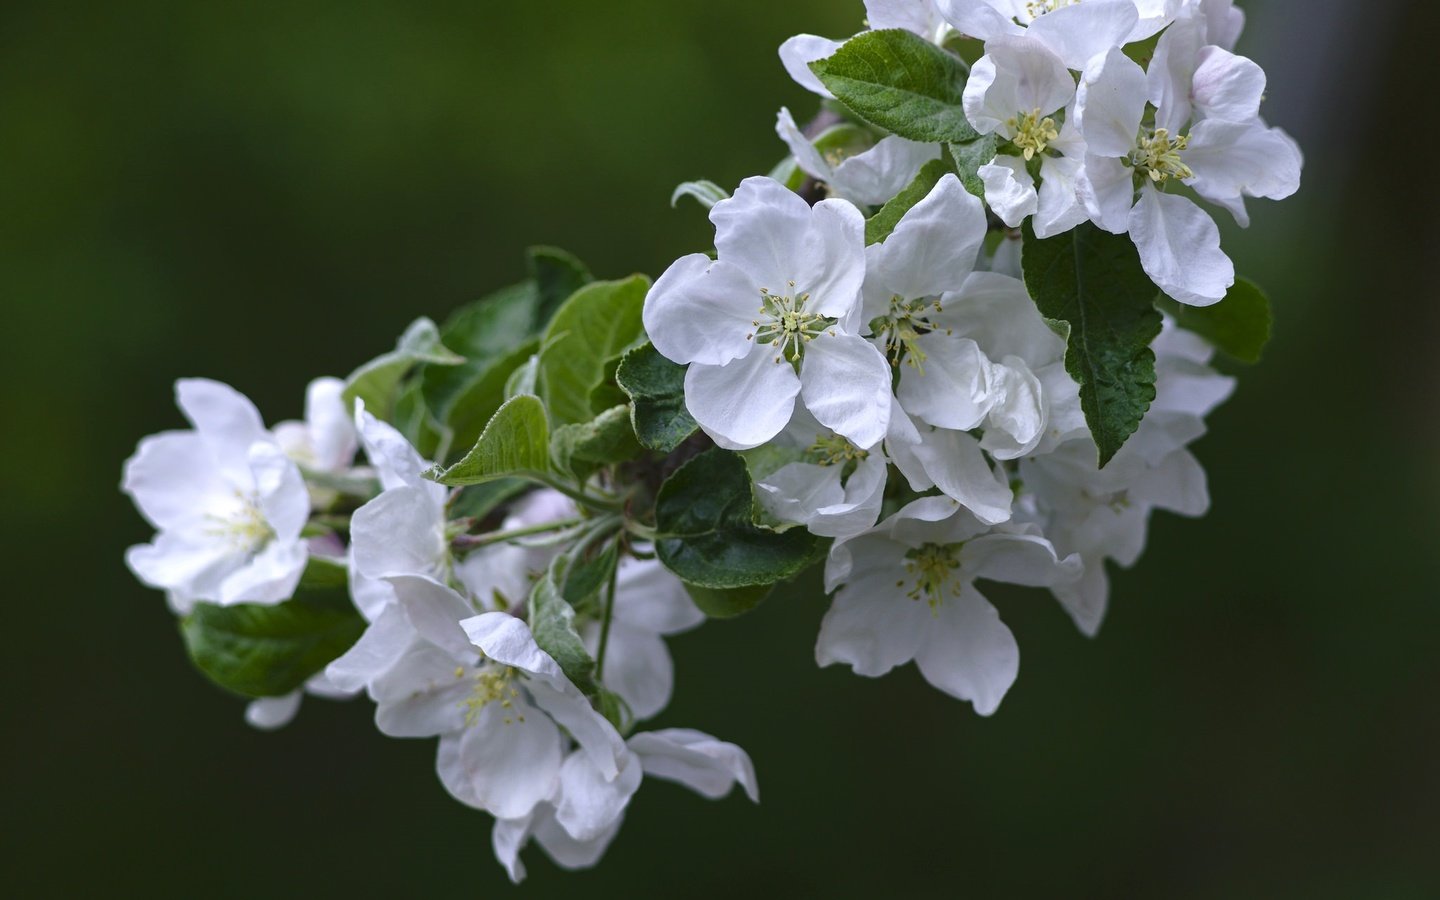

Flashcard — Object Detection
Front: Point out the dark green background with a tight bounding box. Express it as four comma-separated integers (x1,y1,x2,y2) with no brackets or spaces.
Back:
5,1,1437,896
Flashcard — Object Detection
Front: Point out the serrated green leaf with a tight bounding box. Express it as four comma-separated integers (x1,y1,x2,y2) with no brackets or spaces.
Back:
683,583,774,620
426,395,552,486
1158,277,1272,364
810,29,978,144
529,246,593,326
1021,221,1163,467
180,559,365,698
530,558,599,695
343,318,464,420
615,343,698,453
948,133,998,199
655,449,819,589
551,405,642,479
865,158,952,245
537,275,649,427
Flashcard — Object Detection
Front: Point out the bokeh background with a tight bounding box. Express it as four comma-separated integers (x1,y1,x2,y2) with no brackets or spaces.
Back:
5,1,1438,896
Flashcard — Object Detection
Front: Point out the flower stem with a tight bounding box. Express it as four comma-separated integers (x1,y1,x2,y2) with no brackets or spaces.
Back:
594,556,620,677
452,517,586,552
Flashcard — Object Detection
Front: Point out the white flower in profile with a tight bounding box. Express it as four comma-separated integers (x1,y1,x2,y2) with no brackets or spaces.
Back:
962,36,1088,236
779,0,952,99
775,107,939,207
492,730,758,883
123,379,309,613
644,177,891,451
752,406,891,540
938,0,1151,70
818,496,1081,713
1072,45,1301,305
271,377,357,476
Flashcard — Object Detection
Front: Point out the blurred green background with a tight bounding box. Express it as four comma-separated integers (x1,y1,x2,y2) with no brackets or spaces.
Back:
5,1,1438,896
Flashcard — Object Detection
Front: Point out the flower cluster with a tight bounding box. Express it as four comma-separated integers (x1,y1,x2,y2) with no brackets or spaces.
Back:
122,0,1295,882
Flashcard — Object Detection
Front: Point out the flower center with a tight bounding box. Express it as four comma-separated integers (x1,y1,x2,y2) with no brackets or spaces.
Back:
1131,128,1193,183
901,543,962,610
204,491,275,554
808,432,869,467
459,665,523,726
749,284,835,364
1008,109,1060,161
870,295,950,373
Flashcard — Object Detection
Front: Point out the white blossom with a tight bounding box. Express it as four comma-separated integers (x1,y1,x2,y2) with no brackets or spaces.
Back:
938,0,1149,70
779,1,952,99
775,107,939,207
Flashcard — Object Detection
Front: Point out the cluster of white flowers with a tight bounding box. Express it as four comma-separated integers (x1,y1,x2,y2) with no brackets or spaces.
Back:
122,0,1296,882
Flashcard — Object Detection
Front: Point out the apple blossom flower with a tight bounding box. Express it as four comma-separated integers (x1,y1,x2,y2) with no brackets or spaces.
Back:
938,0,1149,70
774,107,939,207
779,0,952,99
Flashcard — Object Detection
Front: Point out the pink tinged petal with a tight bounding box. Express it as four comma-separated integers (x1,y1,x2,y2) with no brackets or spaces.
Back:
175,378,269,480
867,174,986,301
629,728,760,802
1190,46,1265,123
1075,153,1135,234
796,198,868,319
447,699,565,820
1034,154,1088,239
899,335,994,431
914,583,1018,715
711,176,815,293
830,137,940,207
350,486,446,581
643,254,761,368
1128,186,1233,307
961,532,1082,588
684,349,800,451
967,36,1075,137
218,539,307,605
775,107,835,184
979,157,1038,227
778,34,843,99
911,427,1014,525
371,641,472,737
492,815,533,884
553,750,643,842
244,692,302,731
1053,561,1110,637
326,603,414,692
936,0,1025,42
800,333,893,451
122,431,232,531
1025,0,1138,71
1074,48,1148,159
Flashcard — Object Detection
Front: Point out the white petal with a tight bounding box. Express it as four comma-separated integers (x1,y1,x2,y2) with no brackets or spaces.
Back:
1074,48,1148,159
371,641,471,737
774,106,835,184
898,335,994,431
800,333,893,451
1053,561,1110,637
303,376,357,472
755,462,846,528
979,157,1038,228
830,137,940,207
961,531,1081,587
175,378,268,482
964,36,1074,137
866,174,986,302
350,486,446,581
1128,186,1233,307
778,34,842,98
1025,0,1138,71
1190,46,1265,123
684,349,800,451
810,453,889,539
629,728,760,802
217,539,307,606
1033,154,1089,239
613,558,704,636
443,701,564,819
1148,9,1205,132
1075,153,1135,234
355,406,434,492
936,0,1025,42
914,583,1018,715
326,603,414,692
245,692,302,731
126,531,240,607
979,359,1047,460
796,198,868,319
712,176,815,293
817,552,932,676
553,750,643,842
644,254,762,368
596,623,674,722
492,816,532,884
933,271,1065,366
910,427,1014,525
1186,120,1302,206
387,574,478,661
865,0,946,38
122,431,233,532
249,441,308,541
531,804,623,872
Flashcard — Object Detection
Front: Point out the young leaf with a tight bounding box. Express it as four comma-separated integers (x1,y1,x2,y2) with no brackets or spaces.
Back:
529,559,600,695
448,478,530,523
655,449,819,589
1158,277,1273,364
809,29,978,144
551,405,642,479
529,245,594,326
683,583,774,620
562,538,620,610
537,275,650,427
866,158,952,245
426,395,552,486
343,318,464,420
442,338,541,457
180,559,365,698
671,180,730,210
1021,221,1163,467
422,282,540,419
615,343,698,453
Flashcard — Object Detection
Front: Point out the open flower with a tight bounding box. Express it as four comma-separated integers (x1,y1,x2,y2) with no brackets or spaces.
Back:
775,107,939,207
939,0,1149,70
779,0,952,98
644,176,891,451
123,379,309,613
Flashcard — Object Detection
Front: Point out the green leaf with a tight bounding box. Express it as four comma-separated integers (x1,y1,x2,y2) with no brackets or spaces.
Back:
426,395,552,486
344,318,464,420
449,479,530,523
443,338,541,458
1158,277,1272,364
671,180,730,210
1021,221,1163,467
530,558,599,695
529,245,593,325
809,29,978,144
655,449,819,589
865,158,952,245
393,376,448,460
180,559,365,698
562,538,620,610
537,275,650,427
615,342,698,453
683,583,774,620
551,405,642,479
948,133,998,199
